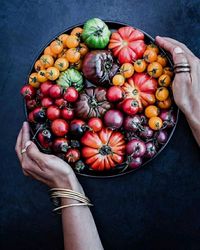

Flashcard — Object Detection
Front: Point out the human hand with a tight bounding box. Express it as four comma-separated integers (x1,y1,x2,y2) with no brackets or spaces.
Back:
156,36,200,145
15,122,83,192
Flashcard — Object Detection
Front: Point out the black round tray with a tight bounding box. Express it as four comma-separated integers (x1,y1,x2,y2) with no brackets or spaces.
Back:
24,20,179,178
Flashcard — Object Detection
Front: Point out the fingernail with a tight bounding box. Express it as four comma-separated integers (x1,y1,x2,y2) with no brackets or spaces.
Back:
174,47,183,54
25,141,32,148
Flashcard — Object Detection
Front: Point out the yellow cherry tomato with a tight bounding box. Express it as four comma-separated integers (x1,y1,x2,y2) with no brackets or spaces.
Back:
112,74,125,86
158,74,171,87
44,46,57,57
158,97,172,109
34,60,44,72
134,59,147,73
155,87,169,101
58,34,69,48
157,54,168,67
148,117,163,130
71,27,83,37
66,48,81,63
143,49,158,63
40,55,54,69
50,40,63,54
29,73,40,88
66,35,80,48
145,105,159,118
54,58,69,71
163,67,174,78
37,70,48,82
147,62,163,78
120,63,134,78
78,43,88,57
46,67,60,81
146,43,159,54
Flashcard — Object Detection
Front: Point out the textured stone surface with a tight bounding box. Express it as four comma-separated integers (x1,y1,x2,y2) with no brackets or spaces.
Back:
0,0,200,249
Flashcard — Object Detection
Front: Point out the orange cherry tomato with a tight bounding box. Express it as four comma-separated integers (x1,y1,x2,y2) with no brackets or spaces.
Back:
66,48,81,63
54,58,69,71
163,67,174,78
148,117,163,130
29,73,40,88
71,27,83,37
134,59,147,73
46,67,60,81
146,43,159,54
37,70,48,82
66,35,80,48
157,54,168,67
58,48,68,58
70,60,83,71
50,40,64,54
58,34,69,48
155,87,169,101
120,63,134,78
44,46,57,57
78,43,88,57
40,55,54,68
34,60,44,72
143,49,158,63
147,62,163,78
158,96,172,109
145,105,159,118
158,74,171,87
112,74,125,86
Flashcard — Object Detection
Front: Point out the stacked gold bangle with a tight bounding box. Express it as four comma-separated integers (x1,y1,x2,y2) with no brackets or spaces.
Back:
173,63,190,74
49,188,93,214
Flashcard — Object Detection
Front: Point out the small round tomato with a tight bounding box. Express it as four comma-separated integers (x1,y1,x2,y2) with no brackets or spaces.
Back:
148,117,163,130
156,87,169,101
58,48,68,58
26,99,37,110
51,119,69,136
40,81,53,96
66,35,80,48
40,55,54,69
143,49,157,63
37,70,48,83
52,138,69,153
65,148,80,163
37,129,52,149
46,67,60,81
158,74,171,87
54,57,69,71
55,98,67,107
50,40,64,54
58,34,69,48
112,74,125,86
146,44,159,54
44,46,57,57
34,60,44,72
88,117,103,132
145,105,159,118
71,27,83,37
21,85,36,100
29,73,40,88
66,48,81,63
157,54,168,67
163,67,174,78
78,43,88,57
120,63,134,78
147,62,163,78
49,85,62,99
63,87,79,102
61,108,74,120
122,98,139,115
28,111,35,123
106,86,123,102
41,97,53,108
158,96,172,109
70,60,83,71
70,119,86,137
33,107,46,123
134,59,147,73
47,105,60,120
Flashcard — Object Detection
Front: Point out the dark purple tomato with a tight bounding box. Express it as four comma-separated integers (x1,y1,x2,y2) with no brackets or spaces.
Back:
145,142,157,158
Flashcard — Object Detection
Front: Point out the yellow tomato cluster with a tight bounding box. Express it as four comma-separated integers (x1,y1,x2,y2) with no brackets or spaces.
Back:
28,27,88,88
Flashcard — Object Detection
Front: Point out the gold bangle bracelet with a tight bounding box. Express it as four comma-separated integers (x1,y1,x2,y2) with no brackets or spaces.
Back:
53,202,92,213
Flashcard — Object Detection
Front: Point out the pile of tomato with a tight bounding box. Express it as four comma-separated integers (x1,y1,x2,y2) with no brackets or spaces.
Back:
21,18,177,175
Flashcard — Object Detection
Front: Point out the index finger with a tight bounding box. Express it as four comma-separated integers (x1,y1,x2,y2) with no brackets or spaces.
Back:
25,140,47,165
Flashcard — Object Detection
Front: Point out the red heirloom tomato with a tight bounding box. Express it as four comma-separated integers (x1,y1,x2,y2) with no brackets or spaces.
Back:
21,85,36,100
47,105,60,120
108,26,146,64
40,81,53,96
81,128,125,171
65,148,80,163
51,119,69,137
106,86,123,102
122,98,139,115
122,72,157,110
63,87,79,102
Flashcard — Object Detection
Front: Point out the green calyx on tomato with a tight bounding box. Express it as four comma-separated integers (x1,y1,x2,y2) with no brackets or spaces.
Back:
82,18,111,49
56,68,84,91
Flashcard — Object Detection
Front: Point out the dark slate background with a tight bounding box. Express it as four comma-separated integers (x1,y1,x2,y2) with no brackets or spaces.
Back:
0,0,200,249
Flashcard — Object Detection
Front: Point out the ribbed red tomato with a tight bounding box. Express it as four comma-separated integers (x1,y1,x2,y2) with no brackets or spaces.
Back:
81,128,125,171
108,26,146,64
122,73,157,110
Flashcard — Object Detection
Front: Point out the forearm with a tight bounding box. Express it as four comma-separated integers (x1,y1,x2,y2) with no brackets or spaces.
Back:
61,174,104,250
